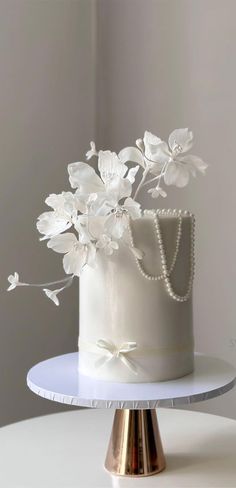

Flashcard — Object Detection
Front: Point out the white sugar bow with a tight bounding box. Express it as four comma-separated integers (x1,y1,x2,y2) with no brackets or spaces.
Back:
96,339,138,374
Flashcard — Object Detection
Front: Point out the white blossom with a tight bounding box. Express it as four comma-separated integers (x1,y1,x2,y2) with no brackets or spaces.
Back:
68,162,104,193
148,187,167,198
67,154,140,223
118,146,145,167
43,288,61,306
86,141,97,160
37,192,83,240
130,247,144,259
143,131,163,162
145,128,207,187
7,272,20,291
98,150,128,183
104,198,141,239
9,129,208,305
96,234,119,255
47,233,96,276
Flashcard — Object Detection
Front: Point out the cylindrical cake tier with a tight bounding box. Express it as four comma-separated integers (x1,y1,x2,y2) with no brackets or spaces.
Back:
79,210,194,382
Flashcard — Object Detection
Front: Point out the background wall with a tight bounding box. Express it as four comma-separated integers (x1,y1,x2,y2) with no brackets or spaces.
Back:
1,0,236,426
97,0,236,418
0,0,96,426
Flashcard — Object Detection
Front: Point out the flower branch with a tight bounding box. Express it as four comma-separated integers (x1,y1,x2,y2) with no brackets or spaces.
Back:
7,128,207,305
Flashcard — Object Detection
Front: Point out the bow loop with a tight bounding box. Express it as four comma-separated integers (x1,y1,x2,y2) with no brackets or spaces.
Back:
96,339,138,374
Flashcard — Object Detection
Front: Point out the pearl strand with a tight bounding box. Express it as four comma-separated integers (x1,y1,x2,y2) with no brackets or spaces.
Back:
128,209,195,302
128,213,182,281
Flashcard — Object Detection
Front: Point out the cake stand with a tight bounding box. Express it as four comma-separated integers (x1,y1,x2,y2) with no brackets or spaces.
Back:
27,352,236,478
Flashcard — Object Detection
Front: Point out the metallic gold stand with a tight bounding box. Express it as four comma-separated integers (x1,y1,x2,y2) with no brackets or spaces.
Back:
105,409,166,477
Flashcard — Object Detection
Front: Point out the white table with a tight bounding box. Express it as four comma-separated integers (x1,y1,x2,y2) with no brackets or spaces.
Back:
0,408,236,487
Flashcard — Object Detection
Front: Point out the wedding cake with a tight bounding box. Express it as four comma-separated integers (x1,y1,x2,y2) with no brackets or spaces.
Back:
79,210,195,382
8,128,207,384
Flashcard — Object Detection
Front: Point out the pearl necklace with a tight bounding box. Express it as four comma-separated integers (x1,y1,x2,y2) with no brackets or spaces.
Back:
128,209,195,302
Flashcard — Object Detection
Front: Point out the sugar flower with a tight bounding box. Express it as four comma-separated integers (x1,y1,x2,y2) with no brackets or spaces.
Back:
7,128,208,304
148,187,167,198
47,233,96,276
43,288,61,306
96,234,119,256
7,272,21,291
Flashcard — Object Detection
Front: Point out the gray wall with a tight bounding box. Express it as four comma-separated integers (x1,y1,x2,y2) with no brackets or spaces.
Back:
97,0,236,418
0,0,96,426
1,0,236,426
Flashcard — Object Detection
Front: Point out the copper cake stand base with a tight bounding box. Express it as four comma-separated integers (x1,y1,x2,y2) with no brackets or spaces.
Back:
105,409,165,477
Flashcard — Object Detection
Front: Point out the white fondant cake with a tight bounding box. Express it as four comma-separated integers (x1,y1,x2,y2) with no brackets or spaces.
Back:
79,210,194,382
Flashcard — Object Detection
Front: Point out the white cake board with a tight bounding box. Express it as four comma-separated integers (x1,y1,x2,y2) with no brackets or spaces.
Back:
27,352,236,409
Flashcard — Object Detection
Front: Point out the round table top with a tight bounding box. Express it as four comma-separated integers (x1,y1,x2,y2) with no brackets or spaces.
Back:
1,408,236,487
27,352,236,409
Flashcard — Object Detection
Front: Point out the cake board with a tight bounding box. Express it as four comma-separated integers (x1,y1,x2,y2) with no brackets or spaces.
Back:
27,352,236,477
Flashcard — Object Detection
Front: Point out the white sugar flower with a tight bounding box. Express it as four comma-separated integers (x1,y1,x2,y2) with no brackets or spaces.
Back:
7,272,21,291
68,162,104,193
118,146,145,167
37,192,83,240
148,187,167,198
37,213,72,240
145,128,207,187
67,156,140,222
98,150,128,183
47,233,96,276
43,288,61,306
43,275,73,305
130,247,144,259
104,198,141,239
122,197,142,219
86,141,98,160
96,234,119,255
143,131,164,164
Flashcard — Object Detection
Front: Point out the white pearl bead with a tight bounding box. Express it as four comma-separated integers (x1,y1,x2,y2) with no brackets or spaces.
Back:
127,210,195,302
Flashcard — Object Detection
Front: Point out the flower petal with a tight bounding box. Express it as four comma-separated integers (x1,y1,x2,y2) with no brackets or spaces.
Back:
146,141,170,165
126,165,140,184
68,162,104,192
164,163,180,186
106,176,132,200
75,215,92,244
86,141,97,160
180,154,208,174
143,131,162,147
63,247,87,276
164,161,190,187
123,197,141,219
130,247,144,259
168,128,193,153
110,241,119,250
148,187,167,198
105,214,128,239
37,212,71,239
175,167,190,187
43,288,60,306
45,193,66,210
118,147,145,167
47,233,77,253
98,150,127,182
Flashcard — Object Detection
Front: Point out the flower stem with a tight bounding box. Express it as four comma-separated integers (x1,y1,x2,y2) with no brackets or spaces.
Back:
142,174,162,188
56,276,74,292
20,276,72,288
133,167,149,200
